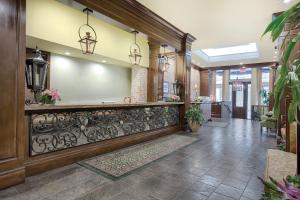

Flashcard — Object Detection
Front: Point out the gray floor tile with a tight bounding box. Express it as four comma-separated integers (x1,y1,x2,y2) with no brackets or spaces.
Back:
208,193,235,200
215,184,243,200
0,119,276,200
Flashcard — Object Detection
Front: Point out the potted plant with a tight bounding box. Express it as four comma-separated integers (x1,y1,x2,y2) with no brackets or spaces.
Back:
262,2,300,122
186,104,204,133
38,89,61,105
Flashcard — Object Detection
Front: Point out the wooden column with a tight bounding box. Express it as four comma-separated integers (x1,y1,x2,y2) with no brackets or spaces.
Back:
0,0,26,189
176,34,196,128
147,40,161,102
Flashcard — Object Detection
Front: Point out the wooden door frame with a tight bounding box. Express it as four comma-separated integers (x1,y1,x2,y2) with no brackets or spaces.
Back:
231,81,250,119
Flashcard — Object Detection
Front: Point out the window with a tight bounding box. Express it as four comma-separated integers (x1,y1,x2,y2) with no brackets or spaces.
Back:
230,68,252,80
216,70,223,101
261,67,270,105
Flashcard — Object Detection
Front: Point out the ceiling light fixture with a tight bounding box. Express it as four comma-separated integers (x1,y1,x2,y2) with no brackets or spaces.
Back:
78,8,98,55
64,52,71,55
129,30,142,66
101,60,107,63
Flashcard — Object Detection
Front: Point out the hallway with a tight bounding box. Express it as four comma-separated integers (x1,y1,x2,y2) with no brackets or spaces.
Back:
0,119,276,200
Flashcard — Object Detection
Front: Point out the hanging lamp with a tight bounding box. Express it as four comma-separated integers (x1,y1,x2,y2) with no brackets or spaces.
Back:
78,8,97,54
129,30,142,66
159,44,170,72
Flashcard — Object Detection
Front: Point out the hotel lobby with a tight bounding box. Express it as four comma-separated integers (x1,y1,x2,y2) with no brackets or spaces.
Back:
0,0,299,199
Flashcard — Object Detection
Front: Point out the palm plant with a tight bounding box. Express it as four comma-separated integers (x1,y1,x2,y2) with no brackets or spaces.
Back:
262,2,300,122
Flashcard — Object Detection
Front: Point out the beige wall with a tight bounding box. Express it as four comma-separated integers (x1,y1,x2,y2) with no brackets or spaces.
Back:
131,67,148,102
222,70,230,101
26,0,149,67
50,54,131,104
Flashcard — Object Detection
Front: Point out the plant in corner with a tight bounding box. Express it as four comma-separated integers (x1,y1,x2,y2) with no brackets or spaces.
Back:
259,3,300,199
186,104,204,133
262,2,300,123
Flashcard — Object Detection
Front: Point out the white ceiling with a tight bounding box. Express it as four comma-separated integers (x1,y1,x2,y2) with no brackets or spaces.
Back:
137,0,298,67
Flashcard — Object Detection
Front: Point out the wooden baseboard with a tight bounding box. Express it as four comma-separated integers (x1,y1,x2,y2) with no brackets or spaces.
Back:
25,126,180,176
0,167,25,189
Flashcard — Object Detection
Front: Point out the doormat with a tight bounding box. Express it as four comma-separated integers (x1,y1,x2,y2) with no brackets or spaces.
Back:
78,134,197,179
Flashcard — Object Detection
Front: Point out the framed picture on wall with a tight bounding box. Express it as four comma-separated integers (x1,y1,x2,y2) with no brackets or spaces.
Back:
163,81,169,94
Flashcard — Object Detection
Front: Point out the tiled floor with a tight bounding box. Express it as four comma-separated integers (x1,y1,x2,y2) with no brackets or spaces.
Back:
0,119,276,200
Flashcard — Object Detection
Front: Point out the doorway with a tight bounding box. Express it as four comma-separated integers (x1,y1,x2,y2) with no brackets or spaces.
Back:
231,82,251,119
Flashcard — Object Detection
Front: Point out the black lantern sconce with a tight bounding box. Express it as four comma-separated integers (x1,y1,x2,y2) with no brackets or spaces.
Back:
158,44,170,72
129,30,142,66
25,47,48,100
172,80,182,97
78,8,98,55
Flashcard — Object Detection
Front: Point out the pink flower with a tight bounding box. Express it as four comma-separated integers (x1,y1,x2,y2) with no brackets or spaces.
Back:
50,89,61,101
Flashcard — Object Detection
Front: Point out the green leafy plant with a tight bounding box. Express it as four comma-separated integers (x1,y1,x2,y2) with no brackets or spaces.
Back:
185,104,204,125
262,2,300,122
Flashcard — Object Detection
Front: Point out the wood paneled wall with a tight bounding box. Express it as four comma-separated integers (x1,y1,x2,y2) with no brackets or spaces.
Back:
200,70,209,96
0,0,26,188
0,0,196,189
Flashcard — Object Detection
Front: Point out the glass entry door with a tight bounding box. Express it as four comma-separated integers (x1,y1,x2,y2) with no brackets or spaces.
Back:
232,82,250,119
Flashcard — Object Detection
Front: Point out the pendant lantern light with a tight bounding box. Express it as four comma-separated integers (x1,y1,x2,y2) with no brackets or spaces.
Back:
78,8,97,55
129,30,142,66
159,44,170,72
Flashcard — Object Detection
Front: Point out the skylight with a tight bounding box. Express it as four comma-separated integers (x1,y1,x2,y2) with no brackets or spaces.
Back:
202,43,257,57
194,43,259,63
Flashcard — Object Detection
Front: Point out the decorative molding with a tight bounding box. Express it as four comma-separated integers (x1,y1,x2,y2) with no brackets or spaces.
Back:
203,62,278,71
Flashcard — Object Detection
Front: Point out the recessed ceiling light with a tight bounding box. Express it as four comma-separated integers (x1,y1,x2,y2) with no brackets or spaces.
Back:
275,51,278,54
101,60,107,63
240,62,243,65
64,52,70,55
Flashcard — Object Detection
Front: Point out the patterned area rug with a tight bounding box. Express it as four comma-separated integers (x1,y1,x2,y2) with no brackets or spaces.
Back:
79,134,197,179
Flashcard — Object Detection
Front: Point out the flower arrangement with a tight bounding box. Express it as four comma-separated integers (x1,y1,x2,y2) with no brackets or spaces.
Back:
39,89,61,105
259,175,300,200
170,95,180,102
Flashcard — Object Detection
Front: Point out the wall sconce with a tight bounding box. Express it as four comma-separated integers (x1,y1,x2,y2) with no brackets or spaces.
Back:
25,47,48,100
78,8,97,54
129,30,142,66
159,44,170,72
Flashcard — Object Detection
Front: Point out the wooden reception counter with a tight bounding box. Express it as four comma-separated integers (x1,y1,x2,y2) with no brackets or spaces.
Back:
24,102,184,175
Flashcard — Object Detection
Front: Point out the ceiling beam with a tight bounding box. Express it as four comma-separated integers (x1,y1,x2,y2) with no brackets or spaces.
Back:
201,62,278,71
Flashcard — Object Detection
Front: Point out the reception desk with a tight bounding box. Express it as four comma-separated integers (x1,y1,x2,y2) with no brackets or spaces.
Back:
25,102,183,175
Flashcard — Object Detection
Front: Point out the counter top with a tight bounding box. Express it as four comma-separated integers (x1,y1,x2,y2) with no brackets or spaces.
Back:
25,102,184,113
